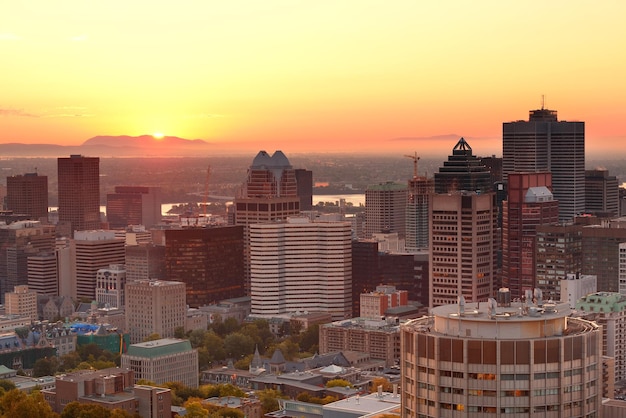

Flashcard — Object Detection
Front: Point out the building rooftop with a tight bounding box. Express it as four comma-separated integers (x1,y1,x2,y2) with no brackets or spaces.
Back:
405,298,599,340
126,338,193,358
323,392,401,415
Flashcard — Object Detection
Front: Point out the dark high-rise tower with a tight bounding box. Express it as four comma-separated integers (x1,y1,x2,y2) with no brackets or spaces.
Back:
434,138,492,194
503,108,585,222
294,168,313,211
106,186,162,229
57,155,100,235
165,226,244,307
6,173,48,221
501,172,559,299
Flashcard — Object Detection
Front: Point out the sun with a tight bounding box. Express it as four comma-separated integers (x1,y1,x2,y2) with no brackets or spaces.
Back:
152,132,165,140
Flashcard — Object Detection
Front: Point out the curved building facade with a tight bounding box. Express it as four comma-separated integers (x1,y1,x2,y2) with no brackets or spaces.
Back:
401,299,601,417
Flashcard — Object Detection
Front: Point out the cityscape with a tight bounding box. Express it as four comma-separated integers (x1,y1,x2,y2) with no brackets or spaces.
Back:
3,2,626,418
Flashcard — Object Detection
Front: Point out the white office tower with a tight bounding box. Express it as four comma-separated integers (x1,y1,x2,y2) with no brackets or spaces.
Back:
250,218,352,321
620,242,626,297
95,264,126,309
559,273,597,309
401,298,602,417
72,231,125,300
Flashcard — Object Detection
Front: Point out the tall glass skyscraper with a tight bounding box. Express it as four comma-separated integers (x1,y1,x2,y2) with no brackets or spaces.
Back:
503,108,585,223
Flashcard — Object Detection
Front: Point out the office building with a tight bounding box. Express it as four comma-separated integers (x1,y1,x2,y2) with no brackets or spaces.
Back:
4,285,37,320
319,317,401,367
585,168,619,217
6,173,48,221
42,367,171,417
352,240,429,317
401,299,602,417
405,174,434,251
620,242,626,296
577,292,626,384
250,218,352,321
0,221,55,300
365,182,408,239
294,168,313,211
535,223,584,300
57,155,101,235
95,264,126,309
27,252,58,296
71,230,125,300
233,150,301,292
434,137,492,194
125,243,165,282
503,107,585,222
165,226,244,307
560,273,597,309
582,219,626,293
125,279,186,344
360,285,408,319
429,191,497,307
502,172,559,299
106,186,162,229
121,338,198,388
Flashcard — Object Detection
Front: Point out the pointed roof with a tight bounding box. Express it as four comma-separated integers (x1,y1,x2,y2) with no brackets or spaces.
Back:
270,349,286,364
250,345,263,370
452,137,472,154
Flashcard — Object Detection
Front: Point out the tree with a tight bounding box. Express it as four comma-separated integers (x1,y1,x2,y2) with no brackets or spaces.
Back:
0,380,16,392
33,357,59,377
174,326,187,339
299,324,319,353
183,399,209,418
60,402,111,418
142,333,161,342
255,389,288,414
370,377,393,393
0,390,58,418
326,379,352,388
223,333,255,360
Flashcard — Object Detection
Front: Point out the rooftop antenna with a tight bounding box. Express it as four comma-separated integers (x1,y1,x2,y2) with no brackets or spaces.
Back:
541,94,545,110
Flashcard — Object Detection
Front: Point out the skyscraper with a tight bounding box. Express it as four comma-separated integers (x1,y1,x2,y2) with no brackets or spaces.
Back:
0,221,55,300
585,168,619,217
6,173,48,221
125,280,186,344
405,174,433,251
165,226,244,307
502,172,559,299
106,186,162,229
233,151,301,293
365,182,407,239
503,108,585,222
294,168,313,211
434,137,492,194
429,191,497,307
249,218,352,321
71,230,125,300
57,155,101,235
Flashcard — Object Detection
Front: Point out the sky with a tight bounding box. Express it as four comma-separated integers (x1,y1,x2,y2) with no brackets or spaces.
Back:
1,1,625,157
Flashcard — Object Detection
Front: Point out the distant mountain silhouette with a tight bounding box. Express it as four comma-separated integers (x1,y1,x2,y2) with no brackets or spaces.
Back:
0,135,213,157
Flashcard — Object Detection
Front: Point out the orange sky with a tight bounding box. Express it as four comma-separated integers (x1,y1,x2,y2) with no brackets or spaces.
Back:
1,1,625,157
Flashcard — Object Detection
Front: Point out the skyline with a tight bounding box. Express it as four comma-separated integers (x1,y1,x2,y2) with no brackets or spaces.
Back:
2,1,625,157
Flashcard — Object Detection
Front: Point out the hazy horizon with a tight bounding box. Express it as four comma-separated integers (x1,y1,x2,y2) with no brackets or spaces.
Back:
2,2,625,157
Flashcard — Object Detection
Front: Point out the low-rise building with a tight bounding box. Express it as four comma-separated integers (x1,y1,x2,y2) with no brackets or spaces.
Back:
121,338,198,388
319,318,401,367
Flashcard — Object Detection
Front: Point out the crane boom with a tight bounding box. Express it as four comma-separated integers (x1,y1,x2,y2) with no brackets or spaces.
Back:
404,152,420,178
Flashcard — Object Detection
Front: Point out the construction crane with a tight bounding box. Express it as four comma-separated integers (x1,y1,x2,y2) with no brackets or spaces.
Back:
404,152,420,179
203,165,211,218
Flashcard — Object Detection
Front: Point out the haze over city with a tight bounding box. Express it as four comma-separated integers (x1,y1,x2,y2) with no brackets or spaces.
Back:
2,1,626,157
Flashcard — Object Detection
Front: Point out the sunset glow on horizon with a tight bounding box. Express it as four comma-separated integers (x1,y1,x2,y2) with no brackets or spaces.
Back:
2,1,626,157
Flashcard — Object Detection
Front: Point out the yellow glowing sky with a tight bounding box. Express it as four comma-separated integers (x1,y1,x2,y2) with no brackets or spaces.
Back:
1,1,625,156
